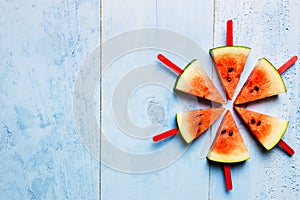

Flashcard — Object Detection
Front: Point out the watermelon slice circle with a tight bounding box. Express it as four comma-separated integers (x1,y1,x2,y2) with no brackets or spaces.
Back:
154,20,296,191
173,54,291,159
154,37,293,171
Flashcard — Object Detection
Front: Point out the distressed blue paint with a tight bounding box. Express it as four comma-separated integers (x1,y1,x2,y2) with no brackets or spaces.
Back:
0,0,99,199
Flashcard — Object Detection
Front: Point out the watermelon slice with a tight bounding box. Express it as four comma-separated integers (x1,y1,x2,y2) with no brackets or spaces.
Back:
234,106,289,150
210,46,251,100
176,108,225,143
207,110,250,163
174,59,226,104
234,58,286,105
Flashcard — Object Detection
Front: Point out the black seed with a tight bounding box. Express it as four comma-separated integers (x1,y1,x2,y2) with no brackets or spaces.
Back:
221,129,226,134
250,90,254,93
196,114,202,117
257,121,261,126
228,67,234,72
227,77,231,82
251,119,256,124
254,86,259,91
229,130,233,136
198,122,202,126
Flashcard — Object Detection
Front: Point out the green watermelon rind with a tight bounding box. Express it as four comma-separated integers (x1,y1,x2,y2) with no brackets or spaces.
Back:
264,120,289,150
207,153,250,163
260,58,287,92
176,112,192,143
174,59,197,89
209,45,251,55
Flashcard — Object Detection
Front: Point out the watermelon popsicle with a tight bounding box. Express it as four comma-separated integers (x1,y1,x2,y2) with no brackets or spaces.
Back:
157,54,226,104
152,108,225,143
207,110,250,190
209,20,251,100
234,107,294,156
234,56,298,105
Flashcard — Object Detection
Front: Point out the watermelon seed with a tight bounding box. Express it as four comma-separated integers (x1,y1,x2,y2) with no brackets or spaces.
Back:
198,122,202,126
257,121,261,126
196,114,202,117
251,119,256,124
227,77,231,82
250,90,254,93
228,130,233,136
254,86,259,91
228,67,234,72
221,129,226,134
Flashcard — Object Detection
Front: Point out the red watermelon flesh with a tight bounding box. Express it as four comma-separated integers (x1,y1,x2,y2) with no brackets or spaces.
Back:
234,106,289,150
210,46,251,100
207,110,250,163
234,58,286,105
177,108,225,143
174,59,226,104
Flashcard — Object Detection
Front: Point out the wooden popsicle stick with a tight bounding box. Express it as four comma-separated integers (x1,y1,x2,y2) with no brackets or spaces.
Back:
223,164,233,190
152,127,179,142
226,20,233,46
277,55,298,74
157,54,184,75
278,139,295,156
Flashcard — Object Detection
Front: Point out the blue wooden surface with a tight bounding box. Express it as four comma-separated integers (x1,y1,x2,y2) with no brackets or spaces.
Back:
1,0,300,199
0,1,99,199
101,1,214,199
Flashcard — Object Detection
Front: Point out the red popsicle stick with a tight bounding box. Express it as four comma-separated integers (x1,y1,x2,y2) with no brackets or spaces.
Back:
223,164,233,190
277,55,298,74
157,54,183,75
226,20,233,46
278,139,295,156
152,127,179,142
276,56,297,156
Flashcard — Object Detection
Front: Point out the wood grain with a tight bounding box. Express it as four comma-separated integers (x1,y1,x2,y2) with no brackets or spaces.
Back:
0,0,299,199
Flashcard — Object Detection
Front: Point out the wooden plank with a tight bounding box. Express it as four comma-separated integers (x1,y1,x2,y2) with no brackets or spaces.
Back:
211,0,300,199
0,1,100,199
101,0,214,199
